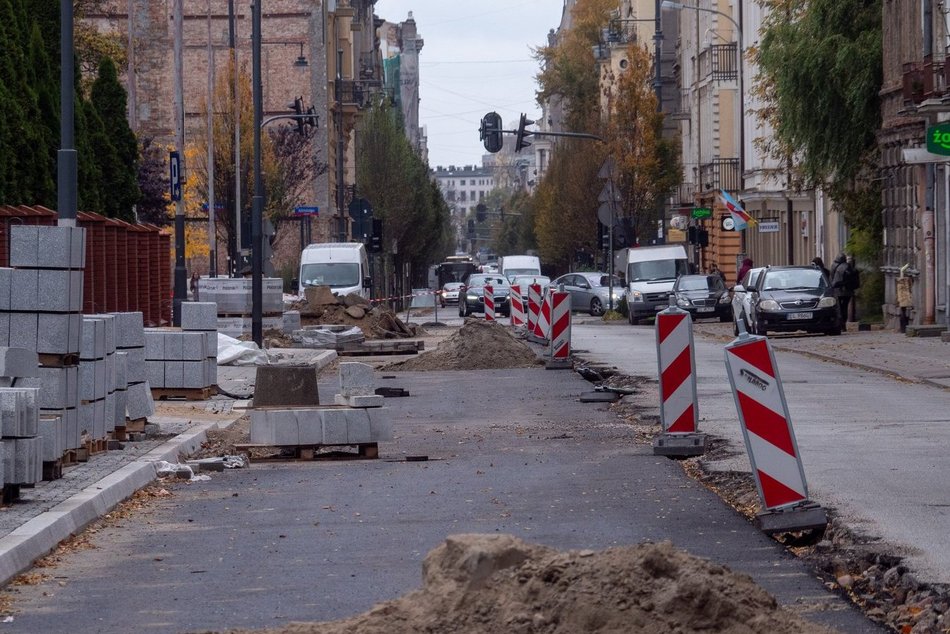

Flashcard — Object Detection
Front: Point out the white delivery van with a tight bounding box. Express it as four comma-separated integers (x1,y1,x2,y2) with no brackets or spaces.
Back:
499,255,541,281
298,242,371,298
615,244,690,324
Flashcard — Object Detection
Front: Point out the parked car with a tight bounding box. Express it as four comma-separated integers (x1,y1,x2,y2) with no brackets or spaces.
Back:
671,274,732,321
731,266,765,335
440,282,463,307
551,272,625,316
459,274,511,317
744,265,840,336
509,274,551,306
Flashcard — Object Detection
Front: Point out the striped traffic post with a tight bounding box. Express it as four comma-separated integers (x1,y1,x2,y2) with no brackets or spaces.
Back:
530,288,551,344
526,284,543,343
545,290,571,369
652,304,706,457
724,325,828,534
510,284,526,330
483,283,495,321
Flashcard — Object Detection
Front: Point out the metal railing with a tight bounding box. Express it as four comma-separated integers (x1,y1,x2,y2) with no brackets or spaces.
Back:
335,80,393,109
699,158,741,192
699,43,738,82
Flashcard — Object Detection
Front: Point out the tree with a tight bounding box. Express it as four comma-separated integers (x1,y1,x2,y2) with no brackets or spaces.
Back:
91,57,139,221
136,137,170,225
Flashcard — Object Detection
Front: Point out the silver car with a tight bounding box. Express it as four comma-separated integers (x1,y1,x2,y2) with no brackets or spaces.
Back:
509,274,551,307
731,267,765,334
551,272,625,316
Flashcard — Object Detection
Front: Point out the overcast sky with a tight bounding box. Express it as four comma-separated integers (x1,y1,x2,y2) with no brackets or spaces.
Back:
377,0,567,170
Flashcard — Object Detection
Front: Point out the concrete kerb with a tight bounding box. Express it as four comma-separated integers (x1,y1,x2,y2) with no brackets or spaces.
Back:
0,417,239,588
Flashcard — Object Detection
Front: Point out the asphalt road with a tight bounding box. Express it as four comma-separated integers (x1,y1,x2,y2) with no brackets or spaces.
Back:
0,365,878,633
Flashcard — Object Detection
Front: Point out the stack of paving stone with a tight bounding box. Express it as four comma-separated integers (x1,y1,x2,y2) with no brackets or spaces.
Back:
249,362,392,450
198,277,283,337
78,315,117,446
0,348,45,489
144,328,217,392
181,302,218,389
112,312,154,422
7,225,85,455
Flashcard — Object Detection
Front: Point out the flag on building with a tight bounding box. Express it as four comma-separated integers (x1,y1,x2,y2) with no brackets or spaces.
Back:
718,189,755,231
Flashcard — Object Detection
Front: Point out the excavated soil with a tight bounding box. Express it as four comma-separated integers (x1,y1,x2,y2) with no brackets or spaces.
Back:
383,319,543,371
219,533,831,634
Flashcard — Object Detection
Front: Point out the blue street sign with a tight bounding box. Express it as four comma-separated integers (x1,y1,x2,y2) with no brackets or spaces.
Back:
294,206,319,216
201,202,226,212
169,151,182,202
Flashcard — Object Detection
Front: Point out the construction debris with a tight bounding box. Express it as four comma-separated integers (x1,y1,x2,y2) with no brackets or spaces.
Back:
384,319,542,371
287,287,416,340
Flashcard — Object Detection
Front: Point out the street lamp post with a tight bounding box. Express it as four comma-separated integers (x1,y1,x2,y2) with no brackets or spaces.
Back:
251,1,264,346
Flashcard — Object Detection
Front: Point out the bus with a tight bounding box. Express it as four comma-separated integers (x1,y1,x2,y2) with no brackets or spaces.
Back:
437,255,477,288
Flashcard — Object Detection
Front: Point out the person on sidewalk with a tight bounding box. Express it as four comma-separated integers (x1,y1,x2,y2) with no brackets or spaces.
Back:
844,255,861,322
830,253,851,325
190,272,200,301
812,256,830,283
736,258,753,286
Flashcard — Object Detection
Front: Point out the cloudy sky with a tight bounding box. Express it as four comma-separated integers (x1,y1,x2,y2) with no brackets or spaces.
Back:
377,0,567,169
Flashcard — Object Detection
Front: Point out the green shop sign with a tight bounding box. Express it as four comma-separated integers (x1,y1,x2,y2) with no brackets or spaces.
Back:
691,207,712,219
927,122,950,156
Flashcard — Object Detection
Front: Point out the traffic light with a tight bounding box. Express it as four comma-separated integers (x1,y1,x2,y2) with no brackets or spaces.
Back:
599,221,609,250
467,219,475,238
697,229,709,248
515,113,534,152
475,203,487,222
687,226,697,244
479,112,503,153
305,105,318,128
369,218,383,253
289,96,305,134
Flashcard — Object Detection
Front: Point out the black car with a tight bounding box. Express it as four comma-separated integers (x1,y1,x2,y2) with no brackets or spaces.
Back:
746,265,840,336
671,274,733,322
459,274,511,317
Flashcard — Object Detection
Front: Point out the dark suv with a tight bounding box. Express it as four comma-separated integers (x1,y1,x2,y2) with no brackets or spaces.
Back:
746,265,840,336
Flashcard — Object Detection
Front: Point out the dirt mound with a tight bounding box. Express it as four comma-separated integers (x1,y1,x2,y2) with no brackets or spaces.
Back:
385,319,542,371
236,534,831,634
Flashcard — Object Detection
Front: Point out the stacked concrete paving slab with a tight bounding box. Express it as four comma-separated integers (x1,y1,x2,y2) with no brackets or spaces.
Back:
79,315,117,443
181,302,219,388
9,225,86,455
198,277,283,337
0,348,45,487
144,328,217,390
112,312,154,421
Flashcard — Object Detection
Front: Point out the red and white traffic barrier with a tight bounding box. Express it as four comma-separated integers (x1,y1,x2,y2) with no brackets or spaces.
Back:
510,284,526,329
527,284,541,337
533,289,551,343
484,283,495,321
546,290,571,369
724,331,827,534
652,306,705,456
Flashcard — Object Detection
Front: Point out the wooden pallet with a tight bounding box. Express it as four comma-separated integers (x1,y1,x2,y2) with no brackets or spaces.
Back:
2,484,20,505
125,417,147,433
151,386,216,401
234,442,379,461
110,426,127,441
43,460,63,481
61,449,79,466
83,438,108,455
336,340,424,356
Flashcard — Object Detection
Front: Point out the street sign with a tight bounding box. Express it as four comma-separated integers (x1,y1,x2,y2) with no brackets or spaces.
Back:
691,207,712,219
598,183,620,203
757,218,780,233
597,157,616,180
926,122,950,156
597,202,612,225
169,151,182,202
294,206,319,216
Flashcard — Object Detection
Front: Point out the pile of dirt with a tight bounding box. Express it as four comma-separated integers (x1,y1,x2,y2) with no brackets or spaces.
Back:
288,287,416,340
235,533,832,634
384,319,542,371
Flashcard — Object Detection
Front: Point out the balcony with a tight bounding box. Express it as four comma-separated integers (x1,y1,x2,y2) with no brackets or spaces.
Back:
699,43,738,83
672,182,697,206
669,88,690,120
902,56,947,106
335,80,393,109
699,158,741,193
359,52,377,80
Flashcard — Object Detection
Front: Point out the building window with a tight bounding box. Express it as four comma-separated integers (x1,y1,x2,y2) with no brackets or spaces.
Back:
460,191,467,201
479,191,485,200
460,180,466,186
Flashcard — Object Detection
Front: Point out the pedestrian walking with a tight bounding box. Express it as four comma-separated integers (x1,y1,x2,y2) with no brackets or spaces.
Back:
736,258,753,286
811,256,830,283
844,255,861,322
190,272,200,301
830,253,851,325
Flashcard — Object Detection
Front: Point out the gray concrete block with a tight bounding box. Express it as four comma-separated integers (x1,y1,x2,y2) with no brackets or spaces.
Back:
105,353,116,394
96,358,107,400
14,437,39,484
93,398,106,439
104,391,116,434
182,361,207,389
38,415,62,462
0,390,21,437
144,329,164,360
249,409,299,445
0,314,9,348
164,332,184,360
70,226,86,268
181,302,218,331
0,347,39,380
182,332,205,361
114,351,128,390
9,226,39,268
113,390,127,428
145,360,164,388
79,401,93,440
112,312,145,348
345,408,372,444
0,388,39,438
367,407,394,442
1,439,11,484
253,366,319,407
125,381,154,420
333,394,384,408
38,270,79,312
321,409,348,444
79,361,96,401
164,361,184,389
296,410,323,444
124,347,146,383
10,268,39,311
207,358,217,386
0,268,11,311
35,226,85,269
339,362,375,397
37,312,78,355
80,318,105,360
206,332,217,359
10,312,38,349
21,366,78,410
282,311,301,334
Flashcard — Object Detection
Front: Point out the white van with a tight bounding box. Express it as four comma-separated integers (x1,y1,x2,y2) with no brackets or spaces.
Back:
615,244,690,324
499,255,541,281
298,242,371,298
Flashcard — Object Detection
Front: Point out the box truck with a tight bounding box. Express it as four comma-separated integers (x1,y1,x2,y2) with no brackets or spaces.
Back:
499,255,541,281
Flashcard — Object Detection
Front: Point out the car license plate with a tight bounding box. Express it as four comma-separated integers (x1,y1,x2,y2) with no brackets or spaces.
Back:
788,311,813,320
697,307,714,313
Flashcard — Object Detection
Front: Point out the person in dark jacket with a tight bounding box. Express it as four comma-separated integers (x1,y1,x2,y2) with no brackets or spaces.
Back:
736,258,753,286
830,253,850,324
812,256,830,283
844,255,860,321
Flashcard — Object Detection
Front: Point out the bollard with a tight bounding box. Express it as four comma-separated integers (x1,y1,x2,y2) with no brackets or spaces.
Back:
526,284,542,342
510,284,526,329
723,325,828,535
652,305,706,457
530,288,551,344
483,283,495,321
545,290,572,369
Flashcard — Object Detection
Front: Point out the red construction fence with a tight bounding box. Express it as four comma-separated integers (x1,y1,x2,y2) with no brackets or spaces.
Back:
0,205,172,326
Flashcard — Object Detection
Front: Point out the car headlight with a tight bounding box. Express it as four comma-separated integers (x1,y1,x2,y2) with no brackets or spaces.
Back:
467,293,478,301
758,299,781,311
818,296,837,308
676,297,691,308
629,290,643,302
718,293,731,304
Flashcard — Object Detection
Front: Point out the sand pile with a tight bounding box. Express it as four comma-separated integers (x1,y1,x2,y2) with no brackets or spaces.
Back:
289,287,415,339
234,534,831,634
385,319,542,371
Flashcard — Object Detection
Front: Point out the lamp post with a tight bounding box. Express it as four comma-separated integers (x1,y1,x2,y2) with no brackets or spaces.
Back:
661,0,744,189
251,1,263,346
